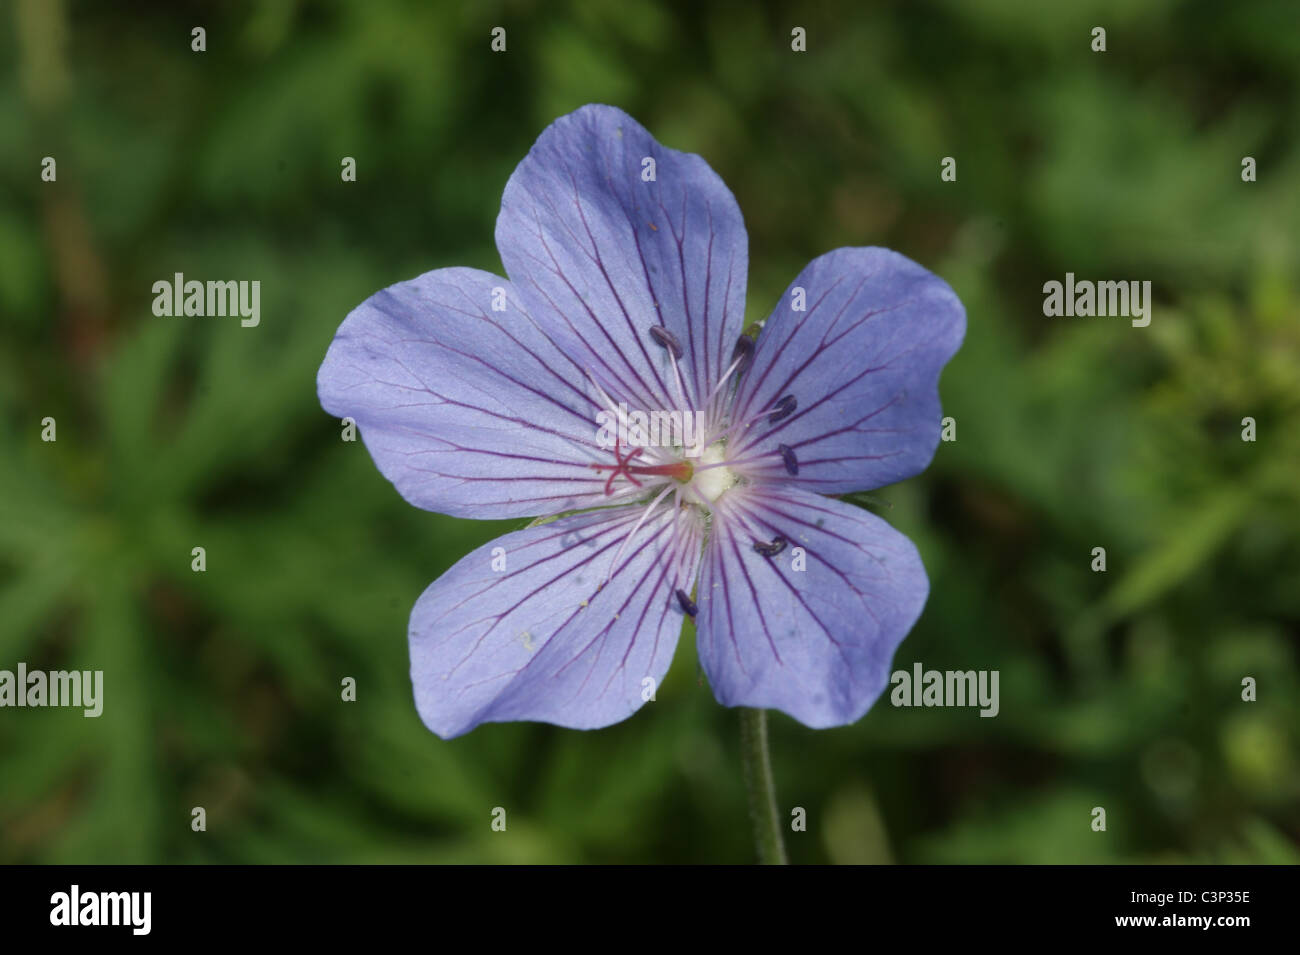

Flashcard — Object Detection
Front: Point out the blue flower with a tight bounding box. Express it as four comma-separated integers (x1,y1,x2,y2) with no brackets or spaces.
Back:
318,105,965,739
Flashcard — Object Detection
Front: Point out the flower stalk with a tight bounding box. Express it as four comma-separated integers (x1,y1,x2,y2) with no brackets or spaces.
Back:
739,707,788,864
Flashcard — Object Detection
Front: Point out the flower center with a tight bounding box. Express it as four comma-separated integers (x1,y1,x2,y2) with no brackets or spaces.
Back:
687,443,737,505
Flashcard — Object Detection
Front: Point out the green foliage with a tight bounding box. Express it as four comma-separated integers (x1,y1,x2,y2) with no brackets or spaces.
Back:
0,0,1296,863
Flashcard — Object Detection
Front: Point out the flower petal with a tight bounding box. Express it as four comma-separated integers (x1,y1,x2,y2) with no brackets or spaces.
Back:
409,502,704,739
496,104,748,414
729,247,964,494
317,267,622,519
696,487,928,728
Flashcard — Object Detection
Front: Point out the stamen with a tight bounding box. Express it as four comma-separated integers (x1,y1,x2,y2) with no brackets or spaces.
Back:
730,333,755,377
706,350,748,403
675,588,698,618
768,394,797,423
777,443,799,476
586,372,669,463
752,535,787,557
646,325,695,424
699,394,801,450
648,325,683,360
602,483,675,584
585,372,627,428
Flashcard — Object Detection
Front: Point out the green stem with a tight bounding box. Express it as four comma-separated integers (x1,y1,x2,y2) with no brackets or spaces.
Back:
739,707,788,864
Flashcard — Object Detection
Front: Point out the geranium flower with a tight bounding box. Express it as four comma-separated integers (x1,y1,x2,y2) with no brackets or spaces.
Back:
318,104,964,739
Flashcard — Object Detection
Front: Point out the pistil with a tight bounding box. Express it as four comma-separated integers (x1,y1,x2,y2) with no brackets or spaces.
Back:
591,437,693,495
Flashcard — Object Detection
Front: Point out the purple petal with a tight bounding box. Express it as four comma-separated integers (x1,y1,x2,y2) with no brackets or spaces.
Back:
410,503,704,739
696,487,928,728
729,248,964,494
496,104,748,413
318,267,622,519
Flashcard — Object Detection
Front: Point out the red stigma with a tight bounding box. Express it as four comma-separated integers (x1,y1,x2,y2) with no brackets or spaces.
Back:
592,437,694,495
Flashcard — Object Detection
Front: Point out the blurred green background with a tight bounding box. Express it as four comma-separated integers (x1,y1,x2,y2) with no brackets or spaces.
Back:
2,0,1297,864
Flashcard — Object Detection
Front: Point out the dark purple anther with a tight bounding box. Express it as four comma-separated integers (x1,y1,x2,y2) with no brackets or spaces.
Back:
777,443,798,476
730,333,754,376
675,588,698,618
768,394,797,423
752,535,787,558
648,325,683,360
